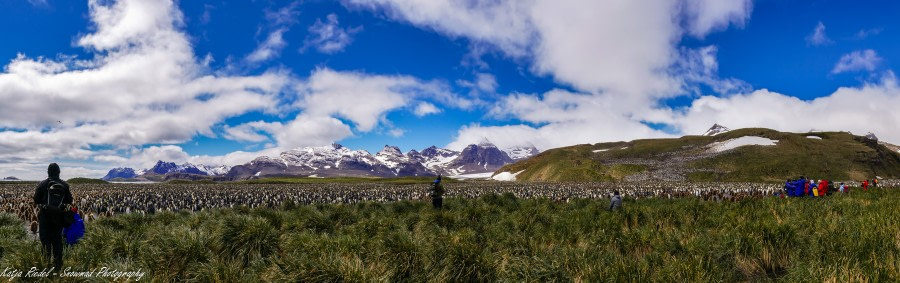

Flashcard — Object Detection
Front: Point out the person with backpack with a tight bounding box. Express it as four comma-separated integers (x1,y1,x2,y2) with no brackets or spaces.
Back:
32,163,73,270
430,175,444,209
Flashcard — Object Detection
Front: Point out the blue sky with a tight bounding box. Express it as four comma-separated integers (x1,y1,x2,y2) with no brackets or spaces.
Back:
1,0,899,179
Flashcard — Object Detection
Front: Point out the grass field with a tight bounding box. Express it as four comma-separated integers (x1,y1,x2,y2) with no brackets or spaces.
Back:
1,189,898,282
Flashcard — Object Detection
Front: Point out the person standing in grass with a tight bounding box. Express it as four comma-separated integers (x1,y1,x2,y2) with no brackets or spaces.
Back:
430,175,444,209
803,178,811,196
809,180,818,197
32,163,73,270
609,191,623,211
817,179,828,197
862,179,869,191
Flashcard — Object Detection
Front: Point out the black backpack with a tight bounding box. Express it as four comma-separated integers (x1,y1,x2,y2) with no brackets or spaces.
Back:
44,180,66,212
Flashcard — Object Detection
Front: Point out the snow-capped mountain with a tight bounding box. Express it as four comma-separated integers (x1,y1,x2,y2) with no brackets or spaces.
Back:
102,167,140,180
703,124,731,136
375,145,431,176
101,161,231,181
412,146,461,175
103,139,540,181
225,141,524,180
446,139,514,175
144,161,232,176
226,144,393,180
503,144,540,160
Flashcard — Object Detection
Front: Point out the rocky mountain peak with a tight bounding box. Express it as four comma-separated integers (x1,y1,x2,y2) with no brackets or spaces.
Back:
377,145,403,157
478,138,497,148
703,123,731,136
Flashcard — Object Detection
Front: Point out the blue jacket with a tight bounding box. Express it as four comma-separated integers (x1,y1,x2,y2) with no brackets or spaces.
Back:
788,179,807,197
63,213,85,245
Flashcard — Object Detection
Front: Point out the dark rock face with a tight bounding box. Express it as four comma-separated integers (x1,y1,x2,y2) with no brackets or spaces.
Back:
225,157,288,180
101,168,138,180
421,146,456,159
450,143,514,172
149,161,178,175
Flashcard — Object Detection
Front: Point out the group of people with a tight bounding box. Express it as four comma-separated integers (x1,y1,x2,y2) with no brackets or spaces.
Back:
783,176,883,197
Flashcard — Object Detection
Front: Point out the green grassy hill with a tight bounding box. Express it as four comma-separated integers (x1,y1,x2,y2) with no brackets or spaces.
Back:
66,177,109,184
498,128,900,182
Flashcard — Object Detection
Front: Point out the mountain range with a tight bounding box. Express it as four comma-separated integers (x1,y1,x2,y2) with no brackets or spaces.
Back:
102,140,539,181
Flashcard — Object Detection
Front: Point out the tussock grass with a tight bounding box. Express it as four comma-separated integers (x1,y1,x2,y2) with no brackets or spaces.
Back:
0,189,898,281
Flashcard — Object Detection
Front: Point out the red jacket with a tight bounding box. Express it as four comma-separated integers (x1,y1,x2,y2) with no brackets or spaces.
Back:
863,180,869,191
818,180,828,196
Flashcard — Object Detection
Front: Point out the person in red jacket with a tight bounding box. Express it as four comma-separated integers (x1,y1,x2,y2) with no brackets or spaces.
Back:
804,180,811,196
862,180,869,191
818,179,828,196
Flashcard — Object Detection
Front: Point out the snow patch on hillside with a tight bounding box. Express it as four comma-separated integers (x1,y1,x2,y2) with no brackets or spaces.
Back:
453,172,494,180
708,136,778,153
491,170,525,181
806,136,822,140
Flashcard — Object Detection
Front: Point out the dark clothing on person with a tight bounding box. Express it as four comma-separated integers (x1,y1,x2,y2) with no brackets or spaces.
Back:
39,223,64,268
33,164,72,270
430,178,444,209
432,197,442,209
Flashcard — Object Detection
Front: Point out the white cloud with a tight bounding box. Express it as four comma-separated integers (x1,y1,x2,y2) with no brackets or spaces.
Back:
245,2,300,63
344,0,535,56
665,73,900,144
387,128,405,137
682,0,753,38
302,14,362,54
474,73,497,93
805,21,832,46
0,0,290,176
832,49,882,74
246,28,288,63
222,121,283,143
0,0,476,178
348,0,757,151
296,68,469,132
348,0,752,98
676,45,751,95
271,115,355,150
413,102,441,116
450,89,673,150
854,28,882,39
